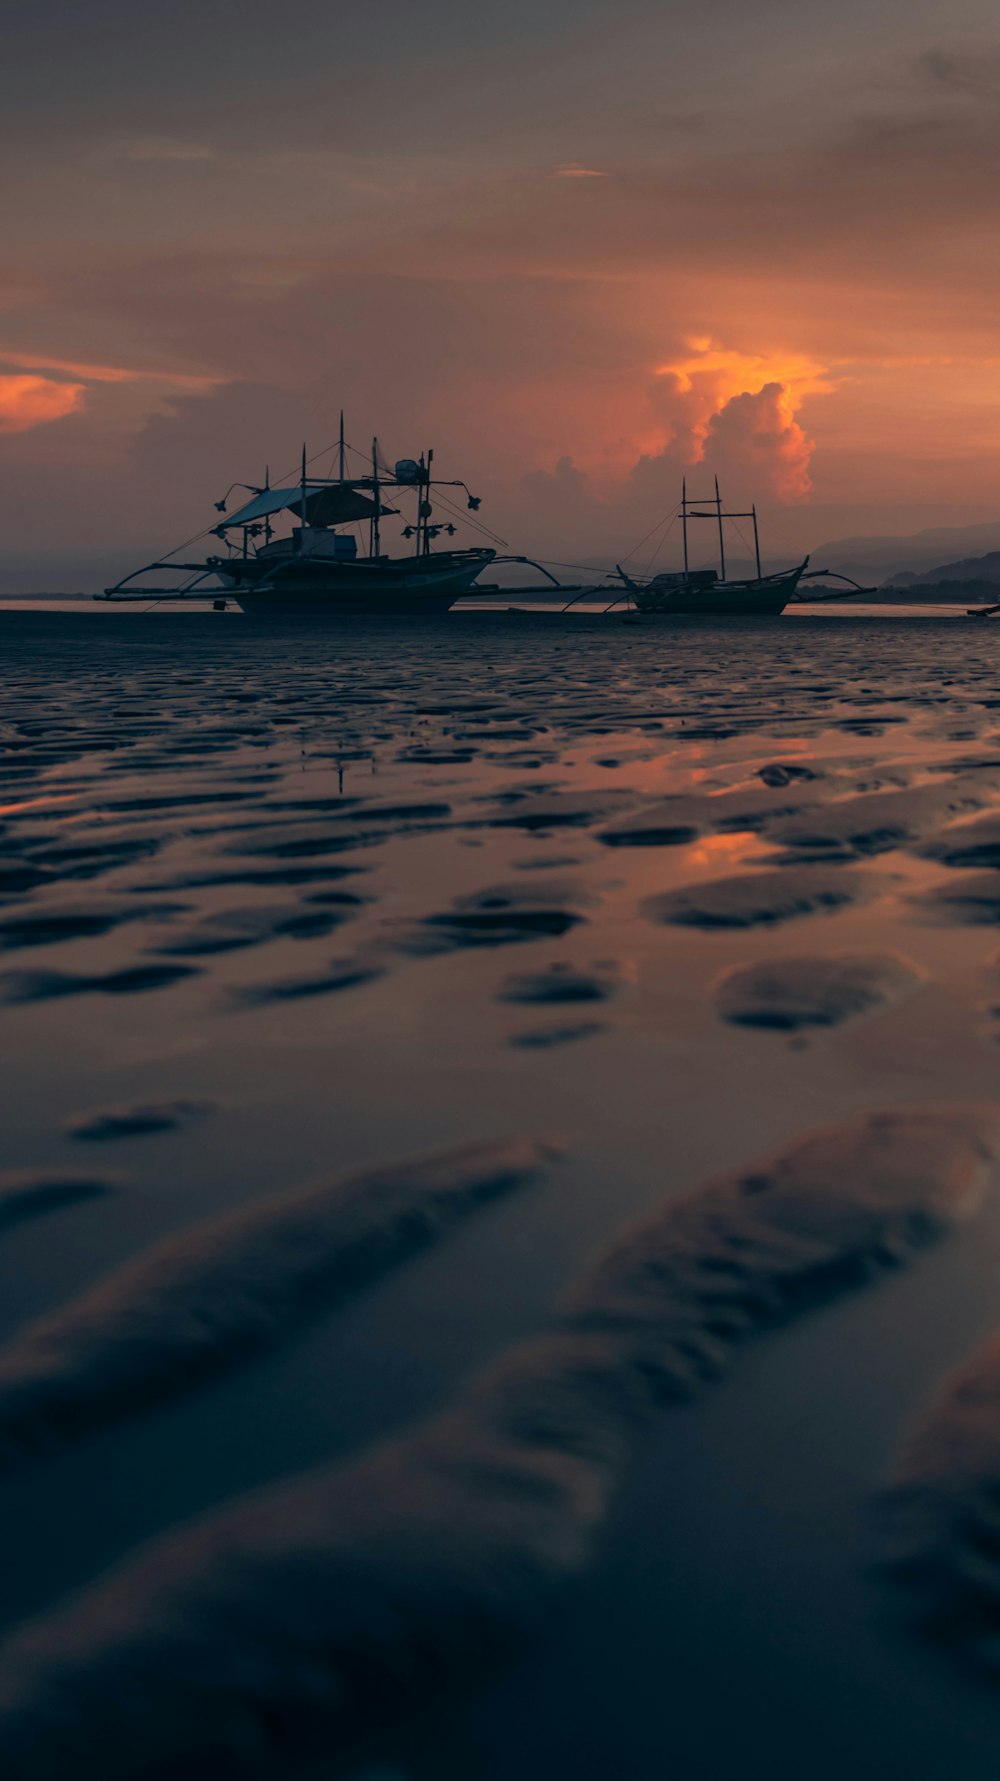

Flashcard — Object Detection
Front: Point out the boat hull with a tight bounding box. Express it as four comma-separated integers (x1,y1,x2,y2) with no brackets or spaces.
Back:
216,548,495,616
633,562,807,617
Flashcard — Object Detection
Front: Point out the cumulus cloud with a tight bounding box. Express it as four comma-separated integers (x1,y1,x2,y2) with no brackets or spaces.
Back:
704,381,814,501
629,341,829,502
522,337,827,541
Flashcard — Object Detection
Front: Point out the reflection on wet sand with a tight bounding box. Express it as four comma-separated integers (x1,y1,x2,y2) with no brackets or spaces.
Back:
4,611,1000,1774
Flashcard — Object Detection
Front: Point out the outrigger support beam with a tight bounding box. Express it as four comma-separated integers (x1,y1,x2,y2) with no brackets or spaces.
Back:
97,561,225,601
482,555,617,611
492,555,570,588
790,569,876,603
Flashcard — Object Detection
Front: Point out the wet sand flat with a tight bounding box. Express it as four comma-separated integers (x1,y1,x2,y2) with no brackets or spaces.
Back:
4,609,1000,1778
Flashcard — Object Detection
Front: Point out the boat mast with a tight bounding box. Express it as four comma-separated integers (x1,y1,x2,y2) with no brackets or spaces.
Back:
424,448,434,555
682,477,689,575
715,476,726,580
338,410,346,482
299,442,308,551
413,454,424,557
371,436,381,558
752,503,761,577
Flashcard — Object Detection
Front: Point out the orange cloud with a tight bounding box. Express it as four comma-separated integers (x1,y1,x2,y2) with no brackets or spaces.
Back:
650,340,832,500
551,164,608,178
706,382,814,501
0,375,85,434
659,340,831,401
0,349,220,389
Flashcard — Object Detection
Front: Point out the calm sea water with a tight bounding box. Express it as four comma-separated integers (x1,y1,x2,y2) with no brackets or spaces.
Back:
3,607,1000,1778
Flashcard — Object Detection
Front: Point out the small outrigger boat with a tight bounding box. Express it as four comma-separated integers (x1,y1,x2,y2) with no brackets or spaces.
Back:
99,418,496,616
614,480,808,616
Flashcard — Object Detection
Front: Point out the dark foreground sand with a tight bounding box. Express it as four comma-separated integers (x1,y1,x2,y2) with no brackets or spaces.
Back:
4,610,1000,1777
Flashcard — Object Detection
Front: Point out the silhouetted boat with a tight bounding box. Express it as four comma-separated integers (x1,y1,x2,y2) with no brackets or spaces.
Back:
100,418,496,616
615,480,808,616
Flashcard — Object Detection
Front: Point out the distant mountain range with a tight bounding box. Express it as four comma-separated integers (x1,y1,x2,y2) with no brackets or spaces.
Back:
883,549,1000,590
810,519,1000,585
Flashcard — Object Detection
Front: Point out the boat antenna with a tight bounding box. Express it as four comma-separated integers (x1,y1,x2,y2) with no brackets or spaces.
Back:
682,476,689,575
752,503,761,577
715,475,726,580
338,410,346,483
371,435,381,557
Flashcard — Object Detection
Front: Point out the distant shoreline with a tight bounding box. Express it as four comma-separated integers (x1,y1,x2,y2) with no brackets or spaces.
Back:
3,585,998,609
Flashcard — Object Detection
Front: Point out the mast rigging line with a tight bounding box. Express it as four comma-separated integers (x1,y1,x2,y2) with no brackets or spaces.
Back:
726,515,756,568
418,481,510,549
120,430,700,585
147,428,501,572
519,556,616,578
619,502,682,566
640,513,681,579
331,432,510,549
155,434,355,566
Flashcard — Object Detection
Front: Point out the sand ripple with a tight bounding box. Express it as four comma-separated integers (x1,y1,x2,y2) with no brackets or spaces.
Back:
644,867,872,929
712,952,924,1030
0,1174,117,1234
0,1105,993,1777
0,1137,555,1476
885,1326,1000,1670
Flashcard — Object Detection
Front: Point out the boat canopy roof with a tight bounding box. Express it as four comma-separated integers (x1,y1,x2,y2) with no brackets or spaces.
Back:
221,483,396,529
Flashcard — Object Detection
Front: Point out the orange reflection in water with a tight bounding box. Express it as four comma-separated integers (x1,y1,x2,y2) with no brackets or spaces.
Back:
0,792,78,817
686,829,772,870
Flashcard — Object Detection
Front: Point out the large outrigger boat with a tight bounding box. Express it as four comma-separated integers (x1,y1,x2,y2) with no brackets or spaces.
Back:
100,419,496,616
614,479,809,616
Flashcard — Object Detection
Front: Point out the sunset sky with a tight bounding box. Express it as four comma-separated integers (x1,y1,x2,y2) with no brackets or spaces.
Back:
4,0,1000,586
